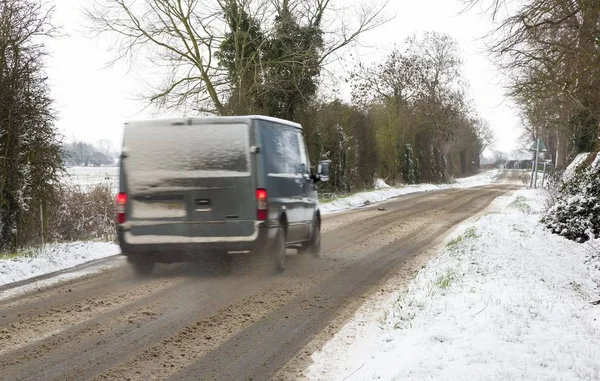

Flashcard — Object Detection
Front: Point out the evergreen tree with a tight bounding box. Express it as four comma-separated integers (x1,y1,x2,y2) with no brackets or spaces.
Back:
0,0,63,250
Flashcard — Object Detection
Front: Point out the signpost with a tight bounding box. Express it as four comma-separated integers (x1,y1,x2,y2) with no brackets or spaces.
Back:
541,160,554,187
529,138,548,188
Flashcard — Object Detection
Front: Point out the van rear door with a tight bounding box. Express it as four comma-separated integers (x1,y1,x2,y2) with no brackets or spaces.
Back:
122,120,256,241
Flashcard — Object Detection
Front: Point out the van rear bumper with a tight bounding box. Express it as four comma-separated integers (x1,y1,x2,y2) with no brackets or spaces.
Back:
117,224,277,260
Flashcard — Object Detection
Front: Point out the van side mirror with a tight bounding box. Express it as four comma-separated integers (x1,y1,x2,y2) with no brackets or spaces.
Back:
317,160,330,182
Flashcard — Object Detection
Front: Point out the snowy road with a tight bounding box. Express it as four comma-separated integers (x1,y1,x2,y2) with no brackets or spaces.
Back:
0,172,521,381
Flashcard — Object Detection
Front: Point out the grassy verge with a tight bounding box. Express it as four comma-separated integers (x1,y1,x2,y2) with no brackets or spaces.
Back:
508,196,532,213
319,190,365,204
446,227,478,251
382,226,480,330
0,245,43,260
318,185,390,204
0,251,26,260
319,192,368,204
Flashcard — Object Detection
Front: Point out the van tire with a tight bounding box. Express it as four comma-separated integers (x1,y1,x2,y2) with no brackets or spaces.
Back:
127,255,155,276
300,219,321,257
273,225,286,273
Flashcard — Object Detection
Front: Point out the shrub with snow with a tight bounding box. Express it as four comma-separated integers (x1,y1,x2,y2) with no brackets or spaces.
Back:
562,152,590,181
48,184,116,243
543,152,600,242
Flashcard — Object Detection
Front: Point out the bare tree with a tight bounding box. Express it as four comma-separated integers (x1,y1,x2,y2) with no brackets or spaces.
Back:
465,0,600,166
351,48,420,107
474,118,495,156
352,32,465,109
85,0,391,115
85,0,230,114
350,33,486,182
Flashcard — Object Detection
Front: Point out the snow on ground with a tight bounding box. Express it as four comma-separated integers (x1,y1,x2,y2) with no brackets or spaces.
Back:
374,178,391,189
321,170,500,214
0,242,120,287
563,153,590,181
64,166,119,192
593,152,600,168
307,188,600,381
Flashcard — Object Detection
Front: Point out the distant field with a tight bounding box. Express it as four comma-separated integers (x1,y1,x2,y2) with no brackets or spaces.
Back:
64,167,119,192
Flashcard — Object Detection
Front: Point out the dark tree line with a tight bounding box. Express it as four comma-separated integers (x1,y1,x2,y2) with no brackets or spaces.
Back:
63,141,117,167
0,0,63,251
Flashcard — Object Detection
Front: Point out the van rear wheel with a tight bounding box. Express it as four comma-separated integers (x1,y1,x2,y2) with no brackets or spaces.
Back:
127,255,155,276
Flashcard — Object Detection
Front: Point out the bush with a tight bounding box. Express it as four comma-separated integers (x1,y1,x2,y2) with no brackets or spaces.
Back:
543,154,600,242
47,184,116,242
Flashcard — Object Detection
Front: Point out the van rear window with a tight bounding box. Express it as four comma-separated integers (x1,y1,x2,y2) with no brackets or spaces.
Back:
123,123,250,187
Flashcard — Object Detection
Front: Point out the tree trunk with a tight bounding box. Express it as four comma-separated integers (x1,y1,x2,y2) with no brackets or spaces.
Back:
556,126,568,169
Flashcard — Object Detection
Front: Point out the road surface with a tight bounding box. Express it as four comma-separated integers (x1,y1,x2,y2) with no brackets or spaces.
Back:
0,173,520,381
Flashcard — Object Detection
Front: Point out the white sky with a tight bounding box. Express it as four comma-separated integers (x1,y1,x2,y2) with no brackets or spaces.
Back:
45,0,520,153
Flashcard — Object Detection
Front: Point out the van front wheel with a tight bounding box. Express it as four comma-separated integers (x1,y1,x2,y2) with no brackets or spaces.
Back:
273,226,286,273
300,219,321,258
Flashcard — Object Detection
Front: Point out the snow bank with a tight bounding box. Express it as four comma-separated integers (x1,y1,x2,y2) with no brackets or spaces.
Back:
307,189,600,381
450,169,500,187
0,242,119,286
321,170,499,214
563,153,590,181
373,178,391,189
593,152,600,168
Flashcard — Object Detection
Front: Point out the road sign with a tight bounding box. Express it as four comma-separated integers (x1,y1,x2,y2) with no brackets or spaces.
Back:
528,139,548,152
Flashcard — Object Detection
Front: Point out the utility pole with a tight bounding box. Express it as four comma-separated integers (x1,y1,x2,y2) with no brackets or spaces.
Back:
541,161,547,188
541,161,554,188
533,138,540,188
530,138,540,188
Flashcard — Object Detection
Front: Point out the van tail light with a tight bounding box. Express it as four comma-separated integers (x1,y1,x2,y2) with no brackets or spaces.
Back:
116,192,127,224
256,189,268,221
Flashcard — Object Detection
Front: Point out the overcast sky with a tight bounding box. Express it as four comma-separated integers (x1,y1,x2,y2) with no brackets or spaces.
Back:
45,0,520,153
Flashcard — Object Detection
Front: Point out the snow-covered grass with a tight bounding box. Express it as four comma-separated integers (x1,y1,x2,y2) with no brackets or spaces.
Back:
64,166,119,192
320,170,500,214
307,189,600,381
0,242,120,287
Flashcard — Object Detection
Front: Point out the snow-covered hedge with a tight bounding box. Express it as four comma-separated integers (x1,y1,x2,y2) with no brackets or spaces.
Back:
543,152,600,242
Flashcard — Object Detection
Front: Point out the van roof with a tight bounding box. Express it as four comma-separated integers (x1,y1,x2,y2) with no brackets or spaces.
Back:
124,115,302,130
